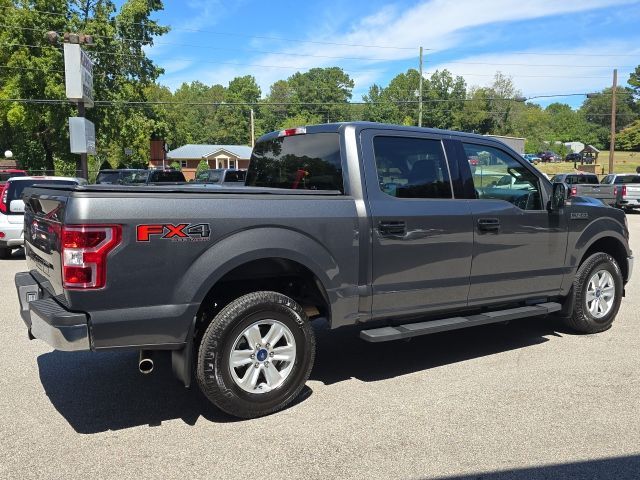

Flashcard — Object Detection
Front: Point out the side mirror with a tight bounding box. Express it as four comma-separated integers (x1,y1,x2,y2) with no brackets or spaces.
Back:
549,183,566,212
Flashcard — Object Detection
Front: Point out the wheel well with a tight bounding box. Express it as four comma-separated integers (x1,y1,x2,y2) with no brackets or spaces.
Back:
197,258,330,331
580,237,628,280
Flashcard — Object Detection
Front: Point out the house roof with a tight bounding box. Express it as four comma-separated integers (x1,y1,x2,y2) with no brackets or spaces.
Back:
581,145,601,153
167,144,252,160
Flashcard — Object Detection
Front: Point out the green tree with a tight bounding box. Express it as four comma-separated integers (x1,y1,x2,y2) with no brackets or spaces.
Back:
617,121,640,150
0,0,168,173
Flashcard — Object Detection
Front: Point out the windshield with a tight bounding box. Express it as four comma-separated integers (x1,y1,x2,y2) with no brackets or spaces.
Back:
96,170,149,184
615,176,640,184
565,175,598,185
149,170,185,182
247,133,343,191
7,179,76,213
0,172,26,182
224,170,246,182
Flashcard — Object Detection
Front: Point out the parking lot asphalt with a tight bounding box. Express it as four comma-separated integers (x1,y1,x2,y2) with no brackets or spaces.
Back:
1,217,640,480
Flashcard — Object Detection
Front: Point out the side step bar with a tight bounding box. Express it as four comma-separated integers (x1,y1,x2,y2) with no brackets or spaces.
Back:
360,302,561,343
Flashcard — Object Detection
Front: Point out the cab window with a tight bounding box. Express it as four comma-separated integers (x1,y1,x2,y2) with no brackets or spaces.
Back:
463,143,542,210
372,136,452,199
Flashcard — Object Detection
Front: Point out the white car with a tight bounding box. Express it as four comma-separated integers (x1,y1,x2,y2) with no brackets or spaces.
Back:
0,176,87,258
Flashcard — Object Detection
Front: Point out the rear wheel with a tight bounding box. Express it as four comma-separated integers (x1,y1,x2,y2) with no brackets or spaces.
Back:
563,253,623,333
196,291,315,419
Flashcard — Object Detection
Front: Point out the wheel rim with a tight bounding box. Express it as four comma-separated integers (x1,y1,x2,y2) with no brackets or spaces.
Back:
586,269,616,319
229,319,297,394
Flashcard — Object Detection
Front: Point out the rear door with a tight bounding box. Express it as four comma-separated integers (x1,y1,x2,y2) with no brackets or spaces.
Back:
459,140,568,305
361,129,473,319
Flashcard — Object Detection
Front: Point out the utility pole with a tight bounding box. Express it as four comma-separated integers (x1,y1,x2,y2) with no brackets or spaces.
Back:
250,108,255,147
609,69,617,175
77,99,88,178
418,46,423,127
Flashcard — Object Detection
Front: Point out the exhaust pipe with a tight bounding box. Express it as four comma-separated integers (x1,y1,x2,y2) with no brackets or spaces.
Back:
138,350,154,374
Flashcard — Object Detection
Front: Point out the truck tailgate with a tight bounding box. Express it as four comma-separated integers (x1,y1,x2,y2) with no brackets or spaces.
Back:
22,190,68,298
577,184,615,203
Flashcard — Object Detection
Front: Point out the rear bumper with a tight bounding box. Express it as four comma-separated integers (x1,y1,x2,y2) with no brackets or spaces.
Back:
15,271,90,351
619,199,640,208
0,222,23,247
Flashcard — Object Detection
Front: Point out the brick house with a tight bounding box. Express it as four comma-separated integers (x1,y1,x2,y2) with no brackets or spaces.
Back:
154,144,253,181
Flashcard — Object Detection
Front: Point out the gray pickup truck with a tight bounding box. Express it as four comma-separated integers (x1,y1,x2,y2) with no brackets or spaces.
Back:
601,173,640,211
15,122,633,418
550,172,617,207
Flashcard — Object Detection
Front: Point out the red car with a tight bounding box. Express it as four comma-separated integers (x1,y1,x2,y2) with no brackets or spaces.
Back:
0,169,27,186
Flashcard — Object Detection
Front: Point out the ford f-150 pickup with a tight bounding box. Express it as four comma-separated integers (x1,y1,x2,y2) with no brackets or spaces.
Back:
15,122,633,418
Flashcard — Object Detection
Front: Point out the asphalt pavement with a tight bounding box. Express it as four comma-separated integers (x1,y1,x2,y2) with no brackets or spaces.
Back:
1,217,639,479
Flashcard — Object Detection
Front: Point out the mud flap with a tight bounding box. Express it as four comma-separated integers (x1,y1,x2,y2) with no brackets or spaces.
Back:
171,316,197,388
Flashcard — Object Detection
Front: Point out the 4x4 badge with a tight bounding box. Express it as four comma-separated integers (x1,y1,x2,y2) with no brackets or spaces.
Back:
136,223,211,242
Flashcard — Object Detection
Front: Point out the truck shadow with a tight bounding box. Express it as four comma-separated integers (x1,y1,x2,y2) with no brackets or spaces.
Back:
37,316,563,433
310,316,560,385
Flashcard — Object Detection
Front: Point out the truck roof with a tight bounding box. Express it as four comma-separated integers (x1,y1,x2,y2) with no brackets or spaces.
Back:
255,121,503,144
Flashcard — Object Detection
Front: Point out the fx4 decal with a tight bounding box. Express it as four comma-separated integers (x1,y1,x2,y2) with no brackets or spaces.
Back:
137,223,211,242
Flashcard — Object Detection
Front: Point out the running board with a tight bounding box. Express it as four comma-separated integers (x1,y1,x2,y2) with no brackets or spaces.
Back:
360,302,561,343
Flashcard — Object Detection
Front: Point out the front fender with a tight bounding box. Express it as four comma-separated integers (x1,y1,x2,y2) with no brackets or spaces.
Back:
569,215,630,272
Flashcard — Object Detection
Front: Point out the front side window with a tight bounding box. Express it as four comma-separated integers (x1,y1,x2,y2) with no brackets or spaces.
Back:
247,133,343,192
373,136,452,199
463,143,542,210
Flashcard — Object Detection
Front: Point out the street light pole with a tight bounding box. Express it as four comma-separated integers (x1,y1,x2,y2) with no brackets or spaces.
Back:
609,69,617,175
418,46,423,127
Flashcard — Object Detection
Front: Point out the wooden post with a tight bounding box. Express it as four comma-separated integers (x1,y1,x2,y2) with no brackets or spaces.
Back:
609,69,617,174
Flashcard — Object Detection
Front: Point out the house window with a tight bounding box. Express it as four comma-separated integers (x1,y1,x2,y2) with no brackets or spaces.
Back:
180,160,187,168
229,160,235,169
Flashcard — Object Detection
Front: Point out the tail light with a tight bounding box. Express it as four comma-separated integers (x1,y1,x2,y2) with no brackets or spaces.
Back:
622,185,627,198
614,186,618,196
0,183,8,214
62,225,122,289
278,127,306,137
570,186,577,197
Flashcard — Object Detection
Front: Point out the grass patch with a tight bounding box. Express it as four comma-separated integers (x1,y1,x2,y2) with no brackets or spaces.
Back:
535,151,640,177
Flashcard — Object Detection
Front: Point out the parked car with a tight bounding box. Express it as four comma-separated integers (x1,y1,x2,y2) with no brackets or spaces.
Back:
522,154,541,164
550,172,616,206
0,176,87,258
15,123,632,419
194,169,246,186
539,151,561,163
0,169,27,185
96,168,186,185
95,169,148,185
565,153,583,162
601,174,640,211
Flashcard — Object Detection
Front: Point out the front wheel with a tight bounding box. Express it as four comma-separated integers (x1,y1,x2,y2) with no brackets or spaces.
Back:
196,291,316,419
563,253,623,333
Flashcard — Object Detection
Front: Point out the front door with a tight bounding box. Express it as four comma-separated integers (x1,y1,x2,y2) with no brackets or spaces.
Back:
361,130,474,320
460,141,568,305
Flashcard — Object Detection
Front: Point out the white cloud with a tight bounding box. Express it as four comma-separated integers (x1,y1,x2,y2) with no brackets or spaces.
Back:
154,0,639,97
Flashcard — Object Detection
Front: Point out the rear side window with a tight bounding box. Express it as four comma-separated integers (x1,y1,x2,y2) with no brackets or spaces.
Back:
246,133,343,192
373,136,452,199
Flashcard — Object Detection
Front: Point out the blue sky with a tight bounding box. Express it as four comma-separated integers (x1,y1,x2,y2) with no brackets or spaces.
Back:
140,0,640,108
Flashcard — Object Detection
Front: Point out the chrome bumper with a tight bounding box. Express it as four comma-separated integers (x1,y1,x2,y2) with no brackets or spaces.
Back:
15,272,90,351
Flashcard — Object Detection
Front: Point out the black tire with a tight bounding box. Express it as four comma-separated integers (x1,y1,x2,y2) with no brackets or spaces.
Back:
196,291,315,419
563,252,623,334
0,247,10,259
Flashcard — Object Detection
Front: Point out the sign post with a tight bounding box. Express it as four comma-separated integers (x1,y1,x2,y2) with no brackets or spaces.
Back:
64,42,94,179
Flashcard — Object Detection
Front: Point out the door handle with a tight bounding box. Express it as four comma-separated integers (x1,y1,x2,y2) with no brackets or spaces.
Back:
477,218,500,233
379,221,406,236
